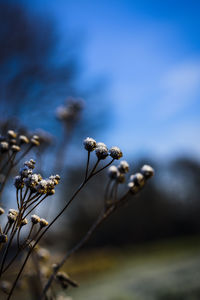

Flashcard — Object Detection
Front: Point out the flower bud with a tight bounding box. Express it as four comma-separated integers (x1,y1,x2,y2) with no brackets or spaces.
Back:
31,214,40,224
109,146,123,160
83,137,96,151
0,234,7,243
118,160,129,173
0,207,5,215
141,165,154,179
19,135,29,144
40,218,48,228
108,166,119,179
7,130,17,139
95,146,109,160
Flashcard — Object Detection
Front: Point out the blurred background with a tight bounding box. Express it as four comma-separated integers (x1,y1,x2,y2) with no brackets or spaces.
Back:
1,0,200,299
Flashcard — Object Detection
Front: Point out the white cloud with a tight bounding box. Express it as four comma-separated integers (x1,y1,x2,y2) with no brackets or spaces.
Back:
155,61,200,119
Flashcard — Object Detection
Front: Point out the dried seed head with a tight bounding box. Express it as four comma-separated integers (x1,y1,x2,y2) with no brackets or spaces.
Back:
14,175,24,189
7,213,17,223
108,166,119,179
8,209,18,216
33,135,39,141
24,159,35,169
83,137,96,152
96,142,107,148
116,173,126,184
109,146,123,160
128,182,140,194
19,135,29,144
31,138,40,146
95,146,109,160
0,141,9,153
9,138,17,145
31,214,40,224
141,164,154,179
130,173,145,187
49,174,60,185
20,218,28,226
0,280,11,294
0,207,5,215
20,166,33,178
118,160,129,174
11,145,21,152
40,218,48,227
7,130,17,139
0,234,8,243
36,180,48,194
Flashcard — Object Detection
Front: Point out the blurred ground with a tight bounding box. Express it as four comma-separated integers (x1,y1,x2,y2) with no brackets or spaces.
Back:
60,236,200,300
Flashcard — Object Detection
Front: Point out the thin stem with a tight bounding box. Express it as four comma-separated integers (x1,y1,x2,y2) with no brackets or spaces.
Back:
13,144,33,167
91,158,115,177
84,151,90,181
23,195,47,219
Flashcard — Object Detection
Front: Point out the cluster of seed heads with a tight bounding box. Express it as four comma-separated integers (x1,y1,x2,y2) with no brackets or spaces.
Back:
83,137,123,160
0,130,40,154
128,164,154,194
14,159,60,195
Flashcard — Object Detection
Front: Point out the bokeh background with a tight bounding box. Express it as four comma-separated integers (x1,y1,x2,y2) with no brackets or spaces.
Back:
1,1,200,299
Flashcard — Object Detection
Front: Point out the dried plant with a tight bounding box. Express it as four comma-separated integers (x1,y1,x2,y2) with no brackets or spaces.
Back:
0,133,154,300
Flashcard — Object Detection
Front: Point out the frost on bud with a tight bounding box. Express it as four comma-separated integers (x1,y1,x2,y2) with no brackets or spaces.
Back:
118,160,129,174
8,209,18,216
108,166,119,179
141,165,154,179
83,137,96,152
24,159,36,169
40,218,48,228
20,166,32,178
95,146,109,160
19,135,29,144
31,214,40,224
109,146,123,160
0,141,9,153
0,207,5,215
11,145,21,152
0,234,7,243
7,130,17,139
128,182,140,194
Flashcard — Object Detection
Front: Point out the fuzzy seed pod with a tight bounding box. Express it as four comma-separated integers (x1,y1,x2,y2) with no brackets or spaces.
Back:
108,166,119,179
141,165,154,179
19,135,29,144
40,218,48,227
31,214,40,224
0,207,5,215
95,146,109,160
118,160,129,173
0,234,8,243
109,146,123,160
7,130,17,139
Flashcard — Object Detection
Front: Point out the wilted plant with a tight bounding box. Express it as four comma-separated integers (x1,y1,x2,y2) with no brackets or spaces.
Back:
0,133,154,300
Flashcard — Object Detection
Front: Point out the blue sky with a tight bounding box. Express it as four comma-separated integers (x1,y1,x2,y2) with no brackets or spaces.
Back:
25,0,200,160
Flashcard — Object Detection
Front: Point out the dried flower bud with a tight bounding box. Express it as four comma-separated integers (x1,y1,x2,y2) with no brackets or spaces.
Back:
0,234,7,243
118,160,129,173
11,145,21,152
31,214,40,224
116,173,126,183
95,146,109,160
128,182,140,194
20,166,33,178
96,142,107,148
7,213,17,223
7,130,17,139
40,218,48,227
83,137,96,152
14,175,24,189
36,180,48,194
0,207,5,215
24,159,35,169
0,141,9,153
8,209,18,216
141,165,154,179
31,138,40,146
20,218,28,226
109,146,123,160
108,166,119,179
19,135,29,144
130,173,145,188
33,135,40,141
9,139,17,145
